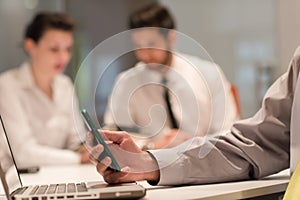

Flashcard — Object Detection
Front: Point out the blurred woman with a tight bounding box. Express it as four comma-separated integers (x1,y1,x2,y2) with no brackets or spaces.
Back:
0,12,89,170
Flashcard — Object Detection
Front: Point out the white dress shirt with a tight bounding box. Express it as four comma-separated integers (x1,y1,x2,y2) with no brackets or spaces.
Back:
148,47,300,185
0,62,86,169
105,53,239,143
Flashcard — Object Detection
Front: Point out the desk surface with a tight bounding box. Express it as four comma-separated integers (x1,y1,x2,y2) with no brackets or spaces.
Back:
19,164,289,200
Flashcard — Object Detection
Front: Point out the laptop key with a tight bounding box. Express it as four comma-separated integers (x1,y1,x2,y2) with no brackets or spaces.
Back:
76,183,87,192
57,184,66,193
46,184,57,194
36,185,48,195
14,187,28,195
29,185,39,195
67,183,76,193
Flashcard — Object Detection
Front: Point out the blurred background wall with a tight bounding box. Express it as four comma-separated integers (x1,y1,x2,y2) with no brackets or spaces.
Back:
0,0,299,124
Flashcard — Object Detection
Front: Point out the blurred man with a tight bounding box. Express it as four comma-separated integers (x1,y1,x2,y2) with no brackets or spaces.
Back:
104,3,239,149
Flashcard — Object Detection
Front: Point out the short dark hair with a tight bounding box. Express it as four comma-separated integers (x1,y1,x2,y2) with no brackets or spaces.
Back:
129,3,176,35
25,12,75,43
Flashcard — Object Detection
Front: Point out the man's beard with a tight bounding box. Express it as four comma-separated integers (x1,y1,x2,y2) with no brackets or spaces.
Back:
147,49,172,73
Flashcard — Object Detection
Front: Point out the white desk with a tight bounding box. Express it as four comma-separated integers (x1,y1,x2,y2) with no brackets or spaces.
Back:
20,165,289,200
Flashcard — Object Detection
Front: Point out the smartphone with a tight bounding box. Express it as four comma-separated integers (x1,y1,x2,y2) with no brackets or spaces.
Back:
81,109,121,171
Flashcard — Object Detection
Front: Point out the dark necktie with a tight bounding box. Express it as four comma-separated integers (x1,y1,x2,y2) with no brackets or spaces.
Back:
162,77,178,129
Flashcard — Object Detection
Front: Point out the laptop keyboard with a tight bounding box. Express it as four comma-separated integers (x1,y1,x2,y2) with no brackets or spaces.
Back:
26,183,88,195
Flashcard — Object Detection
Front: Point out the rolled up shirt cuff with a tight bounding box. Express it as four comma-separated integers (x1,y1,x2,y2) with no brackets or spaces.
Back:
147,148,186,185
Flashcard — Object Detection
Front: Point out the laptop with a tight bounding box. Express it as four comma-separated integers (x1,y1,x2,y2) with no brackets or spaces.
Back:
0,115,146,200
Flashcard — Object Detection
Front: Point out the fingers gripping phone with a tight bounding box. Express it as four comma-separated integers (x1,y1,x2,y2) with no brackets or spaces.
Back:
81,109,121,171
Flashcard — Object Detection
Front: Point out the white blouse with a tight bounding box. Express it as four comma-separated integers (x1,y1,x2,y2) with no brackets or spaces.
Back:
0,62,86,170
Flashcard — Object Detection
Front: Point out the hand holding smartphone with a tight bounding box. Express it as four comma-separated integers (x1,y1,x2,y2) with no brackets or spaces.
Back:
81,109,121,171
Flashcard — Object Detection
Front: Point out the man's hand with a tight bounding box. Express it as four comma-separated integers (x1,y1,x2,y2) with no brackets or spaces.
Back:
87,130,160,184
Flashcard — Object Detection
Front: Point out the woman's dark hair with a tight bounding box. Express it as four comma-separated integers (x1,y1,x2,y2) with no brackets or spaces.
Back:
24,12,75,43
129,3,176,36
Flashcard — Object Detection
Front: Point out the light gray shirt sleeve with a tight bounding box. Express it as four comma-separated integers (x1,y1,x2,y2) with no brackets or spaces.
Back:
149,47,300,186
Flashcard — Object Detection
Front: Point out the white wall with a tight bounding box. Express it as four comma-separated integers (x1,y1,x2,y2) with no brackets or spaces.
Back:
0,0,65,72
160,0,277,117
278,0,300,74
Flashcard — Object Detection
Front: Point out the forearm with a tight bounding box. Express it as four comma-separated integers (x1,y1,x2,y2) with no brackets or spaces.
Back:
142,152,160,182
149,136,252,185
149,128,289,186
